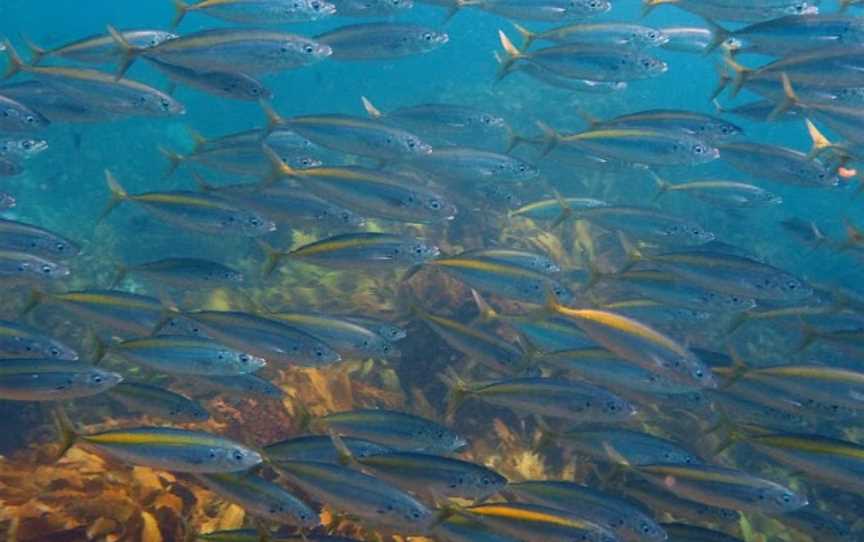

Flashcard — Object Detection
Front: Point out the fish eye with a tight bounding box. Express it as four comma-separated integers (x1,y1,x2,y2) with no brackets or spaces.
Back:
40,264,53,274
50,347,60,357
233,450,245,462
25,115,35,124
422,32,433,41
55,242,65,251
22,140,32,149
303,44,315,54
92,374,103,383
428,198,441,210
693,144,706,154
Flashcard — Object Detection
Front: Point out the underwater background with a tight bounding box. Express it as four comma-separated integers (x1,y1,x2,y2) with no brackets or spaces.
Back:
1,0,864,541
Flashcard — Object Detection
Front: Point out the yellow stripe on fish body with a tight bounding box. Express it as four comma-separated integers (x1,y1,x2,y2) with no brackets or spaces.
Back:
83,430,223,447
54,292,159,310
292,235,395,257
133,192,229,209
751,434,864,459
468,504,593,529
565,128,666,142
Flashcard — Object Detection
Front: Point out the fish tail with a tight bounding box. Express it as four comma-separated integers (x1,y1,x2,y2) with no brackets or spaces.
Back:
618,232,644,272
258,239,284,277
190,171,217,192
574,108,600,130
106,25,141,80
360,96,382,118
52,406,79,460
803,118,840,162
20,34,47,65
87,327,109,365
511,22,535,49
110,264,128,289
328,431,362,468
532,417,560,453
261,144,296,186
100,169,130,221
186,126,208,151
470,288,499,323
496,30,523,81
2,39,25,79
158,146,185,178
648,169,672,202
535,121,561,157
723,52,752,98
19,287,46,317
439,367,471,422
170,0,192,29
768,72,798,121
703,18,730,54
708,62,731,101
259,98,285,134
716,343,749,389
641,0,676,17
726,311,751,334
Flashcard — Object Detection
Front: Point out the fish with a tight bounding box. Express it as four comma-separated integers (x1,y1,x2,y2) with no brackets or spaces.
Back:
777,506,856,541
0,80,111,123
643,0,819,23
331,0,414,17
0,218,80,259
582,109,742,144
273,459,435,533
272,113,433,160
537,125,720,167
469,0,610,22
0,250,70,283
23,29,177,65
338,443,508,502
592,270,756,313
0,359,122,401
171,0,336,27
737,432,864,493
265,161,456,223
0,320,78,360
631,249,813,302
114,258,244,289
361,97,510,149
146,59,272,102
316,23,448,60
262,233,440,274
461,248,560,274
707,15,864,57
459,502,618,542
571,206,715,245
0,93,50,132
27,289,167,337
309,409,467,454
622,481,741,527
176,310,341,367
634,463,807,515
546,294,716,389
0,157,22,177
3,41,185,118
341,315,406,342
426,255,574,305
397,147,538,184
0,137,48,159
509,196,608,221
265,434,392,464
729,365,864,413
102,171,276,237
443,374,637,423
412,303,528,375
543,426,701,466
432,515,522,542
267,312,399,359
107,382,210,422
196,471,319,526
512,22,668,50
505,481,667,542
652,173,782,208
195,531,359,542
55,413,263,473
194,373,284,399
497,31,668,82
110,27,332,77
106,335,266,376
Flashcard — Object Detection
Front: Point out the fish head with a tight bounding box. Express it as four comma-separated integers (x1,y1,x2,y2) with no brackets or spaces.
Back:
145,31,179,48
214,446,264,471
636,28,670,48
568,0,611,18
42,237,82,258
3,105,49,131
635,54,667,78
140,92,185,116
626,516,666,542
408,29,450,55
301,339,341,366
400,133,433,156
45,340,80,361
289,155,323,169
784,2,819,16
662,222,715,245
394,499,434,529
236,211,277,237
777,276,813,301
3,138,48,157
280,38,333,64
178,403,210,422
235,351,267,372
234,77,272,101
677,139,719,165
476,112,507,131
421,193,457,220
25,258,70,280
402,240,440,265
304,0,338,17
288,506,320,528
387,0,415,10
376,324,407,342
762,486,808,514
375,340,401,359
603,395,637,420
79,369,123,395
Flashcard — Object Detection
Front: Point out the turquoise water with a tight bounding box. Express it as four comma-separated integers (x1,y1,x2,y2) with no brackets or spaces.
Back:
1,1,864,541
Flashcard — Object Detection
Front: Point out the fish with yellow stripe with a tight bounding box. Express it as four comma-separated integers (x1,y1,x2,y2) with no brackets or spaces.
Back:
53,408,262,472
457,502,618,542
101,170,275,237
170,0,336,28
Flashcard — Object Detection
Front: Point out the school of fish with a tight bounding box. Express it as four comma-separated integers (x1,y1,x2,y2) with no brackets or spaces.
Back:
4,0,864,541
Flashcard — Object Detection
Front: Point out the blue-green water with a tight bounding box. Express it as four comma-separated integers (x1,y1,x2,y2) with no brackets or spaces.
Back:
1,1,864,541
